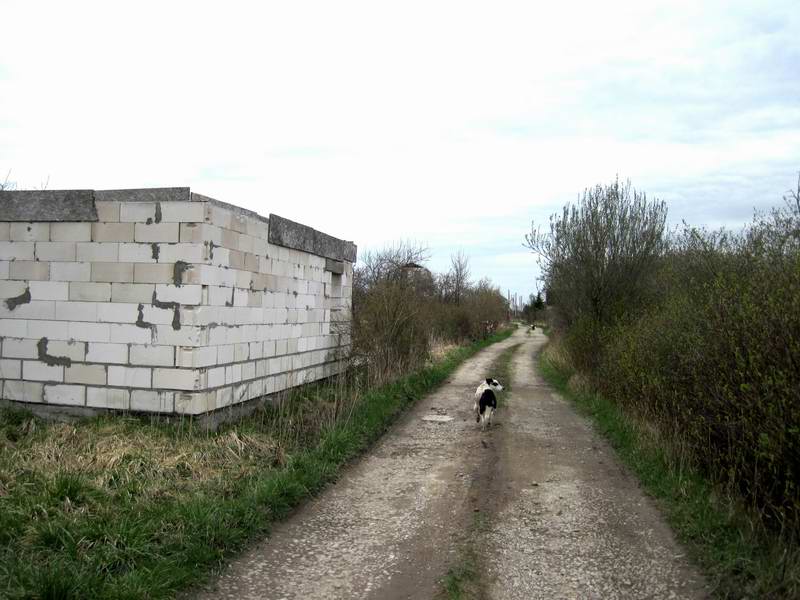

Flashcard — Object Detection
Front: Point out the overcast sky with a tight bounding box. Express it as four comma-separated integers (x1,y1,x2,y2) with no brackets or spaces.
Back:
1,1,798,302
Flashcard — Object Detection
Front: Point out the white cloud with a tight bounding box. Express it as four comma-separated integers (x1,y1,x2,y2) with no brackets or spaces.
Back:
1,0,798,300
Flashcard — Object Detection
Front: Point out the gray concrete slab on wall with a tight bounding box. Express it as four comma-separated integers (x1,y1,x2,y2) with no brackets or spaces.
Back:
269,214,357,263
0,190,98,221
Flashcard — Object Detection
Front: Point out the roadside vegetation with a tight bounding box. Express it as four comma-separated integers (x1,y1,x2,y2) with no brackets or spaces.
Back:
528,175,800,597
351,244,508,385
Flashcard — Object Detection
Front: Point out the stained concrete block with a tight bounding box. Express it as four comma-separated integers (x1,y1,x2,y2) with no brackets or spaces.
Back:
94,202,120,223
134,263,175,284
130,389,173,413
5,380,44,402
65,364,107,385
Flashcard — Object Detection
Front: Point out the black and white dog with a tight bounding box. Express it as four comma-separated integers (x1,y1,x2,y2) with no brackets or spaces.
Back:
474,378,504,430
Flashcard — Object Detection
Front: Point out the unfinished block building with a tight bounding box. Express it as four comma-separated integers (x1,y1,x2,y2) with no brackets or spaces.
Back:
0,188,355,417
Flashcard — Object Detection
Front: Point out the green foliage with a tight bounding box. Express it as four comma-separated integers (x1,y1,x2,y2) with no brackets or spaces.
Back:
540,340,800,599
533,173,800,549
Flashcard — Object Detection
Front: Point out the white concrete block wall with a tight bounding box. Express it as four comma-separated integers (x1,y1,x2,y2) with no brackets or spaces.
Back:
0,188,354,416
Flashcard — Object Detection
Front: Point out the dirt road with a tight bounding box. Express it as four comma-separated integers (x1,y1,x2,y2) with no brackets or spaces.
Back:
197,328,707,599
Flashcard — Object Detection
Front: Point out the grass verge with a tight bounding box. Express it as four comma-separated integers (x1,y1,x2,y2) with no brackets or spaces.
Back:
538,337,799,599
438,342,521,599
0,328,514,600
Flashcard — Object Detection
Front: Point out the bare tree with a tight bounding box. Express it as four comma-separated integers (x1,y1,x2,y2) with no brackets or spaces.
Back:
449,250,470,305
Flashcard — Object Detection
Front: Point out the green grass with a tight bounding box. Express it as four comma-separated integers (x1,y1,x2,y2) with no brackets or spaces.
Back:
538,339,800,599
0,328,513,600
438,342,520,599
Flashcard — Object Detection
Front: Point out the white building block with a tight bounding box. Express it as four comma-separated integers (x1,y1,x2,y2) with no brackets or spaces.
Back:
92,222,134,242
92,263,134,283
97,302,140,324
141,305,175,325
23,361,63,382
70,282,112,302
108,365,152,387
154,284,202,305
0,224,9,241
10,223,49,242
94,202,121,223
156,243,205,264
50,262,90,282
152,367,199,391
176,345,217,368
86,342,128,364
111,283,154,303
0,358,22,379
153,325,207,347
28,281,69,301
35,242,76,262
134,263,175,284
174,391,212,415
0,301,55,321
64,364,107,385
119,243,157,263
120,202,157,223
46,340,86,362
50,223,92,242
5,380,44,403
68,321,111,343
43,384,85,406
134,223,180,243
55,301,97,322
130,344,175,366
77,242,119,262
0,242,35,260
109,323,152,344
87,387,130,409
160,201,206,223
0,281,27,298
131,390,173,412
